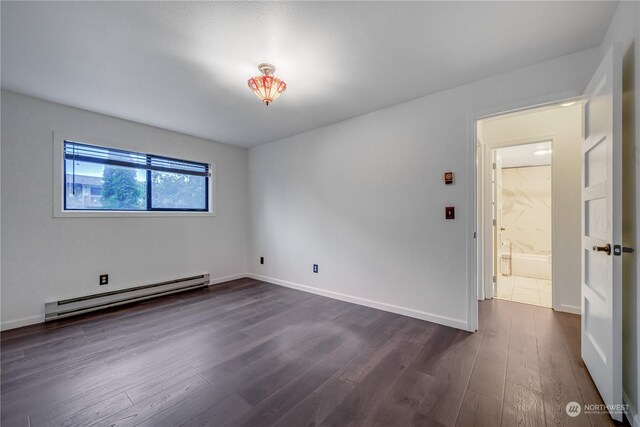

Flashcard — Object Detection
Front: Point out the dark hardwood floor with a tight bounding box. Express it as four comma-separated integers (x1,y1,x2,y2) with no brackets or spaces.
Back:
0,278,619,426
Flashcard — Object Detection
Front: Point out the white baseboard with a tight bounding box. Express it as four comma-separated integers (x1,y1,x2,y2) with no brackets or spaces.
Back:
624,391,639,426
556,304,581,315
247,273,468,331
1,314,42,331
0,273,249,332
209,273,250,286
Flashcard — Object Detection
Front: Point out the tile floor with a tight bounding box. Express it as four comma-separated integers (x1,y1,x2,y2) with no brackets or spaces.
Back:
495,275,552,307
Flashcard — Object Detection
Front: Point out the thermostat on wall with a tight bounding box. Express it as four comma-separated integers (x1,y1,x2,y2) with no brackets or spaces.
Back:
444,172,455,185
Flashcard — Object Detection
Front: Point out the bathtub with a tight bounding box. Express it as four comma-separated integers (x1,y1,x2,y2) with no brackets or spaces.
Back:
510,253,551,280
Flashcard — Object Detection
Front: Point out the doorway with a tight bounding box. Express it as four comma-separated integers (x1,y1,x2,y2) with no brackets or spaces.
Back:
476,100,584,314
492,141,552,307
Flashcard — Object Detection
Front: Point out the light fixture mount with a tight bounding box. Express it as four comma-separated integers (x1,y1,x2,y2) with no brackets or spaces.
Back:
258,63,275,75
247,63,286,106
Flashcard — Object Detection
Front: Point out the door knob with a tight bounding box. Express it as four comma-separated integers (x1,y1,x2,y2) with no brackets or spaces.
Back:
500,227,506,231
592,243,611,255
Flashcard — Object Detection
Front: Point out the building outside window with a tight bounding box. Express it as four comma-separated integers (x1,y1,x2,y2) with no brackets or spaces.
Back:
63,140,210,212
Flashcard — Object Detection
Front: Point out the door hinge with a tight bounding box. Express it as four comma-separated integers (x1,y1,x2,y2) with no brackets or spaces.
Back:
473,232,477,238
492,275,497,284
493,219,497,226
492,162,497,170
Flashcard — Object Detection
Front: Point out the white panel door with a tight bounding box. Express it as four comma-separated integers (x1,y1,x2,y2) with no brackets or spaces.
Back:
581,44,623,421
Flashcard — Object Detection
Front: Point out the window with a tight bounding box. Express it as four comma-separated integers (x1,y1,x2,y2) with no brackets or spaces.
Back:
63,140,210,212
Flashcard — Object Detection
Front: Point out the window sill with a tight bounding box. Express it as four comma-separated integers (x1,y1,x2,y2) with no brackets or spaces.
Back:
54,210,216,218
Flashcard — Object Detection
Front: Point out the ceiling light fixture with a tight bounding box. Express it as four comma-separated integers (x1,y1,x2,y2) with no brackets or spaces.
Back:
560,101,576,107
247,63,287,106
534,149,552,156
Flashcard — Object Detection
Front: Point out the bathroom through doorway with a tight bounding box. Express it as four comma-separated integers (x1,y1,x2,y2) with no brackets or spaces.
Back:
492,142,552,307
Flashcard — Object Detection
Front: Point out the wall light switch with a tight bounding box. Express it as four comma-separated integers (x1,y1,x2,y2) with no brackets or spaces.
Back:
99,274,109,285
445,206,455,219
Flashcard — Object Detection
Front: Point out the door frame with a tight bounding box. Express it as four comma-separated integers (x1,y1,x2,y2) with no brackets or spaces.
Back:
467,92,583,331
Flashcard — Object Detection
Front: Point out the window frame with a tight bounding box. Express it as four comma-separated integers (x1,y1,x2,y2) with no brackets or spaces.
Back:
53,133,216,218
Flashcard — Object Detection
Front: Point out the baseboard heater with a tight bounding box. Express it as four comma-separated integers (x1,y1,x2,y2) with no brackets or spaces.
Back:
44,274,210,321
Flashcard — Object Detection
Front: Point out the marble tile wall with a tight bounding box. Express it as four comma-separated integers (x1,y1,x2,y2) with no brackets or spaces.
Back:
501,165,552,256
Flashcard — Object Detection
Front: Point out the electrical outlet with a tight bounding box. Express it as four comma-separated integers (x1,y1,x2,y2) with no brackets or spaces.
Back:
260,257,264,265
313,264,318,273
99,274,109,285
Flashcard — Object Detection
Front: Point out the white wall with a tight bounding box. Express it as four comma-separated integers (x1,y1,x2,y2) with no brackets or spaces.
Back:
1,91,250,330
599,1,640,425
248,47,601,331
480,104,583,313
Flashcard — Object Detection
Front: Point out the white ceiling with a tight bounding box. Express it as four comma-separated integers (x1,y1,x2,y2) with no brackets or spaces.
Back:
1,1,617,148
498,141,552,168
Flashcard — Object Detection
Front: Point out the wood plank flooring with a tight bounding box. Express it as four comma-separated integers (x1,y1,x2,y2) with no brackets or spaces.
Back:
0,278,623,426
